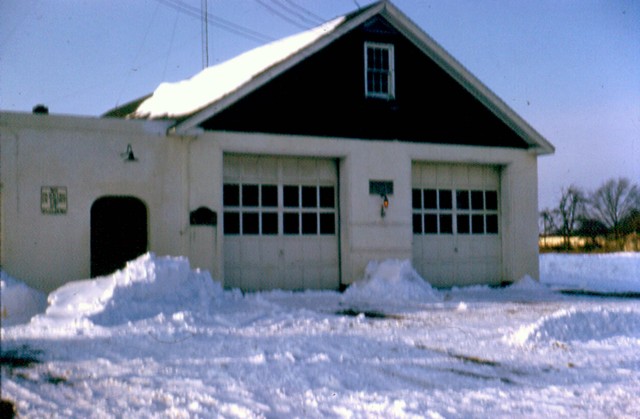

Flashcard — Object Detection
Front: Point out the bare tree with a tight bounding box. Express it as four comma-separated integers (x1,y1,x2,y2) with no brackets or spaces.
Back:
539,208,556,248
620,209,640,234
555,185,585,250
576,216,607,249
589,177,640,240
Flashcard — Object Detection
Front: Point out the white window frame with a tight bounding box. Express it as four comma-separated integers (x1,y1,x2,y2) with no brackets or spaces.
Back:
364,42,395,99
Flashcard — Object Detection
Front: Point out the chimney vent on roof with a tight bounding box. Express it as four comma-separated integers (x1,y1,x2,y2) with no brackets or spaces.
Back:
33,104,49,114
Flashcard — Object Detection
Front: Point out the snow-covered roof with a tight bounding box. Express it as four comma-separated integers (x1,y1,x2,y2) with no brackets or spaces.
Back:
123,0,553,154
132,16,345,120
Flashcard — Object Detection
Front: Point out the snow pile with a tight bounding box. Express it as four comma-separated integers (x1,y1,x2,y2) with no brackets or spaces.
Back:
445,274,558,303
134,17,345,119
508,275,547,290
504,274,558,299
1,271,47,326
3,253,640,417
510,307,640,345
342,259,440,306
29,253,222,332
540,252,640,293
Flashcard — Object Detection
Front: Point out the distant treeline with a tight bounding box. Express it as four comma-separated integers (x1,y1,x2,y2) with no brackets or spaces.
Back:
540,177,639,252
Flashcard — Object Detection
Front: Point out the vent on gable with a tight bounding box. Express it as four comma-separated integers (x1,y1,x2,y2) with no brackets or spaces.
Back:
362,16,399,35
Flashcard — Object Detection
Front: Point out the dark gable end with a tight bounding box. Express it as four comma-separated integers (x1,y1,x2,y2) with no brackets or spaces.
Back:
199,15,529,149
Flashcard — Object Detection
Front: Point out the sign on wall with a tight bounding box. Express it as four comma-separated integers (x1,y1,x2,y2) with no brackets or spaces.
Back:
41,186,68,214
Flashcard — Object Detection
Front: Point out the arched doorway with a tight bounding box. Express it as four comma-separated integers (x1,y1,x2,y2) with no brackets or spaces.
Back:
91,196,148,277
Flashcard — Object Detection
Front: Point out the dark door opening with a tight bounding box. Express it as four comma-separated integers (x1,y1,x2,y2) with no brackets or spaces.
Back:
91,196,148,277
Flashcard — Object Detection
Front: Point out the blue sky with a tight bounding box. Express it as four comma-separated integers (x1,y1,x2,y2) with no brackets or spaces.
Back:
1,0,638,210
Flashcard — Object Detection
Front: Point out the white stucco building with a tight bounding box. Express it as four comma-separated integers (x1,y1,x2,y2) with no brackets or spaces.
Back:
0,1,554,292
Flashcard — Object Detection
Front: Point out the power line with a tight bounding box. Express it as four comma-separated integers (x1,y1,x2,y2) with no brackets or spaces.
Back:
116,1,162,108
270,0,325,26
281,0,325,24
50,0,328,111
154,0,273,44
253,0,312,30
163,8,180,79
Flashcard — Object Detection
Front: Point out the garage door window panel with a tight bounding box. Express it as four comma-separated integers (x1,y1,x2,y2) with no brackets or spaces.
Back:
284,184,336,236
424,214,438,234
472,214,485,234
439,214,453,234
224,182,280,235
456,190,469,210
262,212,278,235
439,190,453,209
224,184,240,206
302,186,317,208
423,189,437,209
486,214,499,234
413,213,422,233
413,188,499,235
412,189,422,210
224,212,240,235
457,214,470,234
283,186,299,207
242,212,259,234
486,191,498,210
320,213,335,235
242,184,259,207
283,212,299,235
319,186,335,208
471,191,484,210
226,183,336,237
302,213,318,235
261,185,278,207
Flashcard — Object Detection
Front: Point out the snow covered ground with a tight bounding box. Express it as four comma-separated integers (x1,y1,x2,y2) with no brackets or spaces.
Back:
2,253,639,417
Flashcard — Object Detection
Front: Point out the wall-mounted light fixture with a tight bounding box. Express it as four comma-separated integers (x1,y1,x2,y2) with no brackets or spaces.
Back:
381,194,389,218
121,144,138,162
369,180,393,218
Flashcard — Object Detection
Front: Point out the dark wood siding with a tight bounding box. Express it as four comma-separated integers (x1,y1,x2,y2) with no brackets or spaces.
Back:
200,17,529,149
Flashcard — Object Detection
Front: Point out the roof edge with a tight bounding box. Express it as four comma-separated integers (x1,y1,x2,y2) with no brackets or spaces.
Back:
170,1,386,135
102,94,153,119
169,0,554,155
379,2,554,155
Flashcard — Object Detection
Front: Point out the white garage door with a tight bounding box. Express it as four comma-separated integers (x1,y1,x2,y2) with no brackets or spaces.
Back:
223,155,340,291
412,163,502,287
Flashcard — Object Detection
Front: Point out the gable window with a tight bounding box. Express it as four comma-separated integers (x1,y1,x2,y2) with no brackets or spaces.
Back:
364,42,395,99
